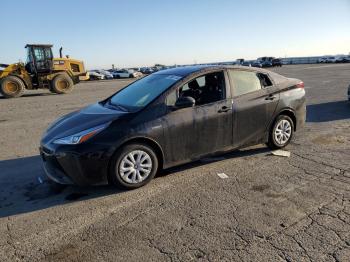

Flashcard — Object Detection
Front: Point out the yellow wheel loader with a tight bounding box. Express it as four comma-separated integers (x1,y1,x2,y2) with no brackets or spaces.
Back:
0,44,89,98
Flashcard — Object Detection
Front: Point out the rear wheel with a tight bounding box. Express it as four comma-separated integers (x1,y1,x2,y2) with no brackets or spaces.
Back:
109,143,158,189
50,74,74,94
0,76,25,98
267,115,294,149
129,74,135,78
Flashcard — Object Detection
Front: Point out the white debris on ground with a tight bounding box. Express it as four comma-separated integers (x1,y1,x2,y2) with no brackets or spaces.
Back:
217,173,229,179
271,150,291,157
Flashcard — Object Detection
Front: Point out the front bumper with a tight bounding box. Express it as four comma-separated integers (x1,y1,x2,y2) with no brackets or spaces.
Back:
40,143,110,186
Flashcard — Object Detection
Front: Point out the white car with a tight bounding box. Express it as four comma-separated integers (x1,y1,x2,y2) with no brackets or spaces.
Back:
88,71,105,80
112,69,141,79
92,70,114,79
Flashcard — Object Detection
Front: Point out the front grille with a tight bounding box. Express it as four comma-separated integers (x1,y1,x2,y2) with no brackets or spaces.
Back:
70,63,80,73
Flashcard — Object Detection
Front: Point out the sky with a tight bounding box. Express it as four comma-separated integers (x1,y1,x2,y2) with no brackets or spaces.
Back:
1,0,350,69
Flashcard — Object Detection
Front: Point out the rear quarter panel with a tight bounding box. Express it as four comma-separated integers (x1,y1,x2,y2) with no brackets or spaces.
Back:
274,80,306,131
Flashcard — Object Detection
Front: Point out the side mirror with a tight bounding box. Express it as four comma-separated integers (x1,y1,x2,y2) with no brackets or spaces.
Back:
175,96,195,109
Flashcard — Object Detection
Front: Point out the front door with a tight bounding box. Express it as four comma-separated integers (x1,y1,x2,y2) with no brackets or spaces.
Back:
162,71,233,165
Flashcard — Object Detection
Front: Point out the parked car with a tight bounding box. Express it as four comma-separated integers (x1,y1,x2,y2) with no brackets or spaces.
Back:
272,59,282,67
236,59,245,65
334,56,350,63
128,69,143,78
242,61,252,67
140,67,148,73
92,70,114,79
143,68,154,74
88,71,105,80
261,61,273,68
319,56,336,63
112,69,139,78
318,57,328,63
251,61,263,68
348,83,350,101
40,65,306,189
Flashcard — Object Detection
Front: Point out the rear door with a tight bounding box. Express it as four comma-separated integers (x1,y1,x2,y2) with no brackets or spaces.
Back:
228,69,279,147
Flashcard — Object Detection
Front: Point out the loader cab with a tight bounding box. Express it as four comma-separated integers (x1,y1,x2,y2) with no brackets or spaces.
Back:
25,44,53,74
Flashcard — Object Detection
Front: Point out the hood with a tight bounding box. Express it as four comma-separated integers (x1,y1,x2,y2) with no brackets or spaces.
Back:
41,103,128,144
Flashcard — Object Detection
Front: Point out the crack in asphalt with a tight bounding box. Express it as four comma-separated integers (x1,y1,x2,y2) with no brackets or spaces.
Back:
5,217,19,260
147,238,174,261
293,152,349,173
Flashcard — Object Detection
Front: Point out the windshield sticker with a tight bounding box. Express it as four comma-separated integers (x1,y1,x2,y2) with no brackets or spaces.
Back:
166,75,182,81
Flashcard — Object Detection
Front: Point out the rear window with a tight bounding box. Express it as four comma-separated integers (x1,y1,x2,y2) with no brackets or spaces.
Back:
228,70,261,96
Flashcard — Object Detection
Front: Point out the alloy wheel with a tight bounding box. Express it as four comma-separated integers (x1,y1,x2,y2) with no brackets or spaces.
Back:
274,119,292,145
119,150,153,184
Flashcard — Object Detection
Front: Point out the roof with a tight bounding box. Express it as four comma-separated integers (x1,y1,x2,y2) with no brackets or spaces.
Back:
155,65,213,76
154,64,271,77
25,44,53,48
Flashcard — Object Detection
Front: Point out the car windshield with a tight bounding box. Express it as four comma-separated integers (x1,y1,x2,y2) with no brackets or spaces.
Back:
108,74,182,111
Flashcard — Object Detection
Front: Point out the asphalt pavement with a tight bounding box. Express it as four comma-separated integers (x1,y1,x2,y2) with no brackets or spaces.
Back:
0,64,350,261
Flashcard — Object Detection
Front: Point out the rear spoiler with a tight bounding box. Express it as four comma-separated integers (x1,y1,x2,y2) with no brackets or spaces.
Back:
0,64,9,68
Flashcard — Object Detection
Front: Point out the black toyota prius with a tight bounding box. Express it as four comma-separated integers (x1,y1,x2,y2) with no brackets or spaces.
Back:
40,65,306,189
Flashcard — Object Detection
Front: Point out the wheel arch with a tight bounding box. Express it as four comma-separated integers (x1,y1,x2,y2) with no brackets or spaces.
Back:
275,108,297,131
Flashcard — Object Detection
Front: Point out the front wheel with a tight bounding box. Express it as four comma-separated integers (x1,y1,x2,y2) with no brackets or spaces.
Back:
50,74,74,94
109,144,158,189
267,115,294,149
0,76,25,98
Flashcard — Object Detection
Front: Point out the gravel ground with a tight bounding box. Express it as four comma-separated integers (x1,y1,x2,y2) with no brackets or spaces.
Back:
0,64,350,262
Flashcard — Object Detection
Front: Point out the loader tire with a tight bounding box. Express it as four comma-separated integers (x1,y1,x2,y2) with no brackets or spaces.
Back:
0,76,25,98
51,74,74,94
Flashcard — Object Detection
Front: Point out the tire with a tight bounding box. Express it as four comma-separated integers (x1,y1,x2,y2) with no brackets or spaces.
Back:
109,143,159,189
116,75,120,79
129,74,135,78
50,73,74,94
0,75,25,98
267,115,294,149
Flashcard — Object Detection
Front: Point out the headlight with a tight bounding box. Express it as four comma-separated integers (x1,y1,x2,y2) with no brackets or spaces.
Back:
53,122,110,145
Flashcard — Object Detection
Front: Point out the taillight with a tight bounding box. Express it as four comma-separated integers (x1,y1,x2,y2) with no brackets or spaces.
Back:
296,82,305,89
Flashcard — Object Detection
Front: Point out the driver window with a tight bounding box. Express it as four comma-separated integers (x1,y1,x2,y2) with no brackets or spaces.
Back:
166,71,226,107
179,71,225,106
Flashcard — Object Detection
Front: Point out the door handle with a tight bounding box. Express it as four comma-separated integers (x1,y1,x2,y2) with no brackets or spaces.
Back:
265,94,277,100
218,106,231,113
